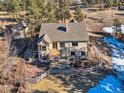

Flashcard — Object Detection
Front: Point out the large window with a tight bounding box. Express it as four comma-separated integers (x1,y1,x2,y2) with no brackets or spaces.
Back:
42,46,46,51
72,42,78,46
53,42,57,49
60,42,65,47
71,51,75,56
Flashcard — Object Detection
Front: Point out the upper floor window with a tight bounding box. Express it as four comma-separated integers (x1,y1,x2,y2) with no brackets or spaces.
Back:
60,42,65,47
42,46,46,51
72,42,78,46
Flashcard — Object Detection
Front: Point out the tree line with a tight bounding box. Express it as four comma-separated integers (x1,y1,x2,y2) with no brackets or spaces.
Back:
0,0,123,31
0,0,72,22
82,0,124,7
1,0,123,22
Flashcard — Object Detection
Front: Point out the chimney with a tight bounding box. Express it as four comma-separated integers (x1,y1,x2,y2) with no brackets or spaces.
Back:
65,20,69,32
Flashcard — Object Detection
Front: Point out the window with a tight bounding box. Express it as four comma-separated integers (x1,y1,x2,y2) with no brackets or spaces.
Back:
71,51,75,56
34,54,38,58
53,42,57,49
42,46,46,51
72,42,78,46
60,42,65,47
81,51,85,55
39,45,41,50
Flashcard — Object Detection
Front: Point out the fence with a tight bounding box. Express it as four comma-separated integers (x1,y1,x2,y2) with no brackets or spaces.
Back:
28,70,49,83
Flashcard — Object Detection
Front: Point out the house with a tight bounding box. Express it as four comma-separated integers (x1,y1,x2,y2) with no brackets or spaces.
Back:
4,20,36,61
10,20,31,40
118,6,124,10
70,0,87,10
38,22,88,62
71,0,82,4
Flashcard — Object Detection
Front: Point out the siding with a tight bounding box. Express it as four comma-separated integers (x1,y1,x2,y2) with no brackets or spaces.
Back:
38,41,88,60
50,41,87,51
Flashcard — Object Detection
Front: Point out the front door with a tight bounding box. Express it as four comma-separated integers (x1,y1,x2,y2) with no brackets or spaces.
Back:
53,42,58,49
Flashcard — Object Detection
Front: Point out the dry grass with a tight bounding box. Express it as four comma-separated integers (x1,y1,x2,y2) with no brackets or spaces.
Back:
0,85,14,93
27,75,70,93
85,9,124,32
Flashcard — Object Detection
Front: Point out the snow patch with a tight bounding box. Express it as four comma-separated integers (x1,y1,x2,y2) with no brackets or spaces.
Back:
103,25,124,34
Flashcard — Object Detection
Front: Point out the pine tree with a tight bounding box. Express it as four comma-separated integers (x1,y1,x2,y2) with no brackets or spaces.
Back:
12,0,20,12
44,2,57,22
1,0,21,19
74,6,85,22
113,18,121,35
105,0,113,8
56,0,71,22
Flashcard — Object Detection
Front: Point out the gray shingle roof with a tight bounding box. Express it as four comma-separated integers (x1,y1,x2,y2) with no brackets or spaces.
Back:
39,22,88,42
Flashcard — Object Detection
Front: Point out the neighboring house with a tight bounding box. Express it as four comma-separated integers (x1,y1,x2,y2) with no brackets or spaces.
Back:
70,0,87,10
71,0,82,4
118,6,124,10
38,22,88,61
10,20,31,40
4,20,35,61
4,20,31,43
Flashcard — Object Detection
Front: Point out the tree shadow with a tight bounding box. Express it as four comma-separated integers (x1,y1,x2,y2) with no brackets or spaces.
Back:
0,18,16,22
32,89,59,93
53,68,106,93
10,88,18,93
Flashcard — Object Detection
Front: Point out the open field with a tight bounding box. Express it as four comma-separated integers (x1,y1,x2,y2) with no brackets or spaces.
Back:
0,11,17,27
85,9,124,32
26,72,105,93
25,9,124,93
0,8,124,93
27,75,70,93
